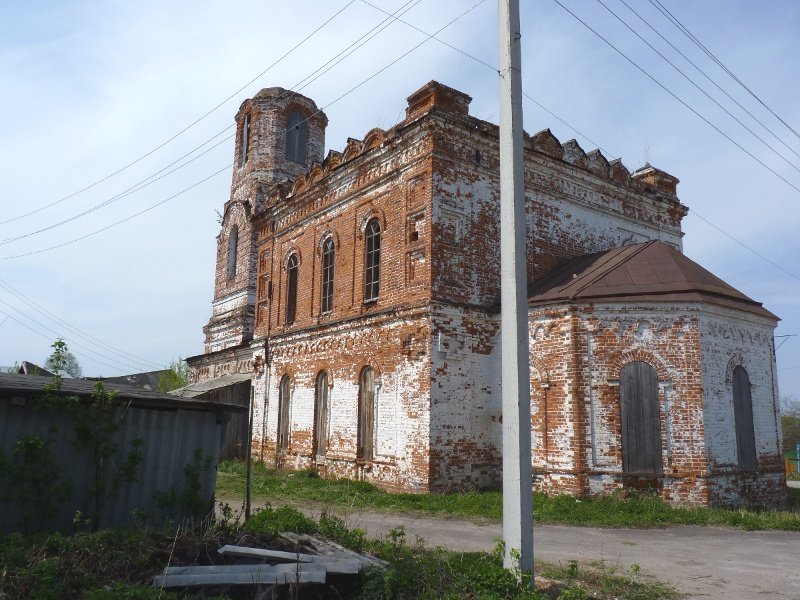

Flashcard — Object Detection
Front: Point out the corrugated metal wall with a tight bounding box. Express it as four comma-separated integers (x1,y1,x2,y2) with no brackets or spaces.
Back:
196,381,250,459
0,398,226,533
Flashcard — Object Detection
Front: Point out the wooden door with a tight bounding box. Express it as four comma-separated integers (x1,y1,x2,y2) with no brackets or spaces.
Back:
732,366,757,470
620,362,663,474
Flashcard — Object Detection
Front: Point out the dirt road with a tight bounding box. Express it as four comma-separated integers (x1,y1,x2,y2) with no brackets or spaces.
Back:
230,497,800,599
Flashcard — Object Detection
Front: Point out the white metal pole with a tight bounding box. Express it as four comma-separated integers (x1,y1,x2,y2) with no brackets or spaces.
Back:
498,0,534,575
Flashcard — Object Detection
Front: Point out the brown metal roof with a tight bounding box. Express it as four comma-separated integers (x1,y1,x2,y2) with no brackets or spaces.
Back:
528,240,777,319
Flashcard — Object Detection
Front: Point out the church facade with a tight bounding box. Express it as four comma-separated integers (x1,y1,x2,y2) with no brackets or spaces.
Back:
187,81,785,507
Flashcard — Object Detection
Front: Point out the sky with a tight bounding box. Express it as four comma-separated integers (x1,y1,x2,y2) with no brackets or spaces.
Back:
1,0,800,400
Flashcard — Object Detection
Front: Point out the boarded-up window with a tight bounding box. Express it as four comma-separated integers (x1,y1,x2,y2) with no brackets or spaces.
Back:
227,226,239,281
357,366,375,461
620,361,662,474
277,375,290,451
313,371,329,458
733,366,757,470
364,219,381,302
285,254,298,325
286,111,308,165
321,237,335,314
240,113,251,165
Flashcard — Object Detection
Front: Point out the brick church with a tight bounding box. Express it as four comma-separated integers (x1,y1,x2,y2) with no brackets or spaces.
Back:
187,81,786,507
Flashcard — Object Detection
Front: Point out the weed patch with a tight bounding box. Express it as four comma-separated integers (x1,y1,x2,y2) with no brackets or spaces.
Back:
218,460,800,531
0,507,676,599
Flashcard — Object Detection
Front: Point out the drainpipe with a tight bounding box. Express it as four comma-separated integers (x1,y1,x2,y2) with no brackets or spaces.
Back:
246,384,254,520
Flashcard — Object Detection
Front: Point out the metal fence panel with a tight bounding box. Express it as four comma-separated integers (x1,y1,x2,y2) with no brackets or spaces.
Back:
0,397,225,533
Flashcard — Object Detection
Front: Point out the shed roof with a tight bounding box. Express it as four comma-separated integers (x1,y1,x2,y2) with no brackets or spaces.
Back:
17,361,54,376
171,373,251,398
528,240,777,319
0,373,245,412
87,370,170,391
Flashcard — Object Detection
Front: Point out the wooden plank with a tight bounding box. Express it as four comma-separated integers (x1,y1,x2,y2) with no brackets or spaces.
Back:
165,561,358,576
215,545,361,574
217,545,316,562
280,534,387,568
165,564,303,574
153,564,326,588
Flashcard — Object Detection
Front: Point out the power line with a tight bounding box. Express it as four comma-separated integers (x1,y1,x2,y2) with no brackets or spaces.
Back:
551,0,800,197
287,0,425,98
616,0,800,164
0,0,357,227
0,164,232,260
688,208,800,284
0,299,145,374
360,0,616,157
269,0,489,156
360,0,497,72
0,0,421,245
648,0,800,145
522,92,616,158
549,0,800,288
594,0,800,177
318,0,488,115
0,310,129,375
0,277,162,370
0,0,485,260
243,0,426,136
0,132,233,246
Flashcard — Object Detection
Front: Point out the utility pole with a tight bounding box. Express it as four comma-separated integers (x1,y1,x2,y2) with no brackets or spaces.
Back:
498,0,533,575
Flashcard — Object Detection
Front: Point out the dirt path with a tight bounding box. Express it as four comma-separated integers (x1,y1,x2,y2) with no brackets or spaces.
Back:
221,496,800,599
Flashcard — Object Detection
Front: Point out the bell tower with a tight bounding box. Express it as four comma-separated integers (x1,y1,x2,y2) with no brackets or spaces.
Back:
202,88,327,354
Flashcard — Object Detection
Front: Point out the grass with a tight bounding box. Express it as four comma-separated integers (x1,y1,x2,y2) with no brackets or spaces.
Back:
217,459,800,531
0,508,676,599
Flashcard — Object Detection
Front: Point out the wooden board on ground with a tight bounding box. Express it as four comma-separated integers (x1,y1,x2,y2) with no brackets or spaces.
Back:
280,533,387,568
153,564,326,588
215,545,361,574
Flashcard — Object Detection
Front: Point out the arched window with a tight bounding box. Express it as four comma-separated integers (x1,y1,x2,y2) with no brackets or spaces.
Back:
732,366,757,470
364,219,381,302
240,113,251,166
277,375,291,451
227,226,239,281
321,237,335,314
620,361,662,474
286,111,308,165
313,371,329,458
357,366,375,461
285,254,298,325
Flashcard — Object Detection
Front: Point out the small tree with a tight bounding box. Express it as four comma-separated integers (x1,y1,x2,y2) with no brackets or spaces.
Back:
782,396,800,455
44,339,82,378
159,357,190,392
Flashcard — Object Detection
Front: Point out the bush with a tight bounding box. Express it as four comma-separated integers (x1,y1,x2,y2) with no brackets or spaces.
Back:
244,505,318,536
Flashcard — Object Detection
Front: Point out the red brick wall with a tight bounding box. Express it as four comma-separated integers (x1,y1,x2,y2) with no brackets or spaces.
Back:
191,82,781,507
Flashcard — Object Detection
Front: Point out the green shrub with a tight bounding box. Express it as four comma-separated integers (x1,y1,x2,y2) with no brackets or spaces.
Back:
244,505,318,535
